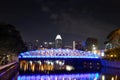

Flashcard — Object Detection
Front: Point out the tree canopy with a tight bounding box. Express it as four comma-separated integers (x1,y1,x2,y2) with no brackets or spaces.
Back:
107,28,120,48
105,28,120,60
0,23,27,56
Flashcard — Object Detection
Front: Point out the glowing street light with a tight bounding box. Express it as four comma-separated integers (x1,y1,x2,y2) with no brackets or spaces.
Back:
92,44,97,54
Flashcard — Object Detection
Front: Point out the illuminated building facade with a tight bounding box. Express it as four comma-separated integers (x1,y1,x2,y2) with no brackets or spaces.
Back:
44,42,55,49
86,37,98,51
55,34,62,48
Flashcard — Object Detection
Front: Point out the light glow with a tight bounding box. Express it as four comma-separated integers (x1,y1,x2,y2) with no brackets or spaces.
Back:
18,73,99,80
55,34,62,40
19,49,100,59
66,65,74,71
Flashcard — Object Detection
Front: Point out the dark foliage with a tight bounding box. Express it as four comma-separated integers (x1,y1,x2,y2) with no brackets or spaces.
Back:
0,23,27,55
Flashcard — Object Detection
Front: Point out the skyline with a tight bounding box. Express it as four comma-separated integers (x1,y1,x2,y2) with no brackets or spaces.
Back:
0,0,120,49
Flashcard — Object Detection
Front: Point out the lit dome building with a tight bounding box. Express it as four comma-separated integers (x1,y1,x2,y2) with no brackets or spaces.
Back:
55,34,62,48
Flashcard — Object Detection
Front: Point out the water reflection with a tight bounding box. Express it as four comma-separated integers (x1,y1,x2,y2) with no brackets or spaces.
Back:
18,60,120,80
18,73,99,80
101,75,120,80
18,73,120,80
19,60,101,73
20,60,74,72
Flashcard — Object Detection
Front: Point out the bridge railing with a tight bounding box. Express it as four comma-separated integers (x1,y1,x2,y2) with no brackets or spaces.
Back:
19,49,100,59
0,62,18,80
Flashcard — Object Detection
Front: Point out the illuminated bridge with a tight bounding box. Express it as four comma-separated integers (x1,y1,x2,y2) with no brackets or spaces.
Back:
18,49,101,73
19,49,99,59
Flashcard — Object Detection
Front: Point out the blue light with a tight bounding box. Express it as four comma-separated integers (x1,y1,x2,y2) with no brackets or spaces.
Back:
19,49,100,59
18,73,99,80
20,55,99,59
26,52,29,54
18,56,21,58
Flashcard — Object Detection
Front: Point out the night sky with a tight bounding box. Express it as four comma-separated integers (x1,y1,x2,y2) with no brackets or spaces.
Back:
0,0,120,49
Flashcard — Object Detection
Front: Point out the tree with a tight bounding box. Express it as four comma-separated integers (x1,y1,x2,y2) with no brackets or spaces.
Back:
107,28,120,48
105,28,120,60
0,23,27,56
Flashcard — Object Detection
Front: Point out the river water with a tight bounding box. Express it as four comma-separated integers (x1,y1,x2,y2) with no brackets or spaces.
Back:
16,67,120,80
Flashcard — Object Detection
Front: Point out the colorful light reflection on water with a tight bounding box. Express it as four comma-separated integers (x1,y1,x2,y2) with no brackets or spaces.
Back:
18,73,99,80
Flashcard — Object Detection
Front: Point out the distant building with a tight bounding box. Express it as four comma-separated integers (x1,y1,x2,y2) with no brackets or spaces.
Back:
73,41,76,50
25,41,34,50
25,40,40,50
86,37,98,51
64,45,72,49
44,42,48,48
43,42,55,49
73,41,86,50
55,34,62,48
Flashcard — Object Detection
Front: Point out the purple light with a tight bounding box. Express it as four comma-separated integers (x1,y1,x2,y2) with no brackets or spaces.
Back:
19,49,100,59
18,73,99,80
